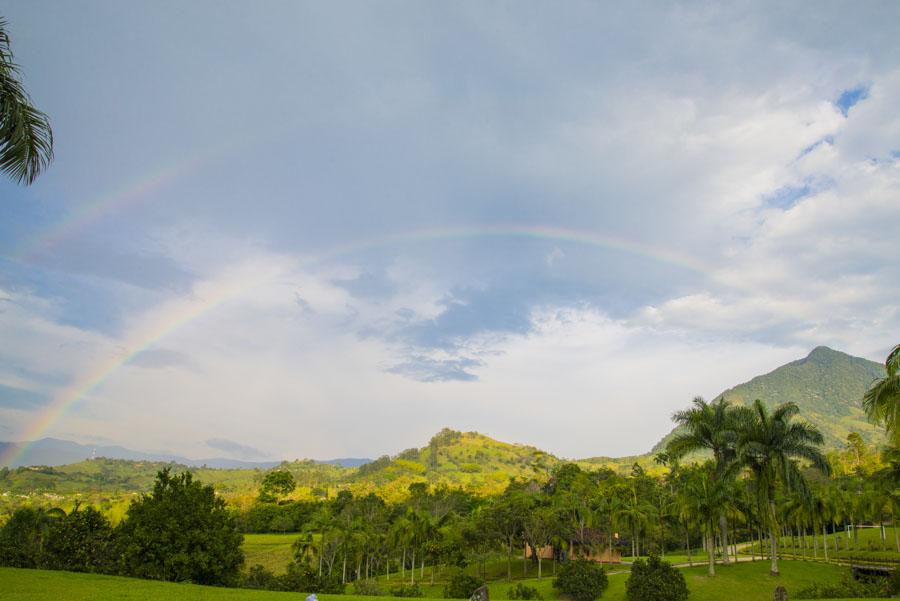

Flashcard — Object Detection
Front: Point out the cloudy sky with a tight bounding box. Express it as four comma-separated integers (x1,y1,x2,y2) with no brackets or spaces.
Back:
1,2,898,461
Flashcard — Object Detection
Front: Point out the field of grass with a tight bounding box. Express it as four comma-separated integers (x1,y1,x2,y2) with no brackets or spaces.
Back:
742,526,900,564
243,533,302,574
0,560,857,601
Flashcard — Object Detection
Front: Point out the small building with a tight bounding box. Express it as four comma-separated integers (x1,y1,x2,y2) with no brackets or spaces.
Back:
525,529,622,564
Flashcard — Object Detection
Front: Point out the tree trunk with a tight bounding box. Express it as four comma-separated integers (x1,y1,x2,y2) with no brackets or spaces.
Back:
686,528,693,566
822,524,828,562
342,555,347,585
410,549,415,585
720,514,731,564
537,554,542,580
769,525,779,576
707,532,716,577
507,539,512,582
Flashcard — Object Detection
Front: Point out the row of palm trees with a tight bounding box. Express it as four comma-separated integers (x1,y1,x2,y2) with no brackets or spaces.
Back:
260,344,900,585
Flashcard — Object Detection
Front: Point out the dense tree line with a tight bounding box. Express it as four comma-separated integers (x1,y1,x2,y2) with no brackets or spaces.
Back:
0,468,243,586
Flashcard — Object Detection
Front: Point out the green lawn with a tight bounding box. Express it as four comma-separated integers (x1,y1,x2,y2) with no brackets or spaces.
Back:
0,560,858,601
742,526,900,564
243,533,302,574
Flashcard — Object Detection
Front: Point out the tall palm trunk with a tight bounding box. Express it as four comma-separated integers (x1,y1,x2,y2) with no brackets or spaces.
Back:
822,524,828,562
719,514,730,564
706,531,716,576
769,500,780,576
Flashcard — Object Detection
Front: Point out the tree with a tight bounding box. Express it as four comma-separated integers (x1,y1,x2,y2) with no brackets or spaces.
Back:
0,506,56,567
259,470,296,502
0,17,53,185
118,468,244,585
736,400,830,576
863,344,900,445
667,396,738,564
44,503,118,573
625,555,688,601
680,464,732,576
553,558,608,601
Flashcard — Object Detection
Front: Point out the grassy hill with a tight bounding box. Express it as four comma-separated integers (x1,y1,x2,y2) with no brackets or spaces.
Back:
653,346,885,453
0,561,851,601
0,346,887,506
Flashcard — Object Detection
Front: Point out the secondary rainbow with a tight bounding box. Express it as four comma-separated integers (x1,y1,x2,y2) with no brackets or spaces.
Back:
1,224,714,467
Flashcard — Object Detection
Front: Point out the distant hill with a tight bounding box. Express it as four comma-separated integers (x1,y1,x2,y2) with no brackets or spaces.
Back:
0,437,369,470
1,346,887,501
652,346,885,453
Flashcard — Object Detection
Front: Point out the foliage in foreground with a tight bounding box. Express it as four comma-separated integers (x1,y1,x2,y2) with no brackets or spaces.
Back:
795,572,896,599
118,468,244,585
625,555,688,601
508,582,544,600
444,569,486,598
553,559,608,601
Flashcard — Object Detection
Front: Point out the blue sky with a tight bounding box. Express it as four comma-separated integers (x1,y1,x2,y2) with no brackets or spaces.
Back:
1,1,899,460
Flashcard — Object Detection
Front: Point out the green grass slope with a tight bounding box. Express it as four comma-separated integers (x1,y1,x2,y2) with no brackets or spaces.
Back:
0,560,852,601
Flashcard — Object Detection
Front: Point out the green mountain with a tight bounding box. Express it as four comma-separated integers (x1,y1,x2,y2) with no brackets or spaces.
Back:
1,347,887,506
652,346,885,452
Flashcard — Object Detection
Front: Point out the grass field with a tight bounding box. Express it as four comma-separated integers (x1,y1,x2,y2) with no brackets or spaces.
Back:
741,526,900,564
243,533,302,574
0,560,857,601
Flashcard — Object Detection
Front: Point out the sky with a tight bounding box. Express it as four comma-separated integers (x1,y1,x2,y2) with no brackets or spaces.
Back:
1,1,899,462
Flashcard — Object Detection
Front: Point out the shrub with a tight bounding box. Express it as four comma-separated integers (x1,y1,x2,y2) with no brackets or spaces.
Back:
117,468,244,586
554,559,608,601
444,570,485,599
625,556,687,601
390,583,424,597
796,573,890,599
44,504,119,574
0,507,53,568
508,582,544,600
353,579,383,596
242,564,277,589
276,560,345,593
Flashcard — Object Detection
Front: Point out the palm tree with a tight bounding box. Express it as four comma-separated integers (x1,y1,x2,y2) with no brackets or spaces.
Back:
682,464,733,576
0,17,53,185
668,396,739,563
863,344,900,445
736,399,830,576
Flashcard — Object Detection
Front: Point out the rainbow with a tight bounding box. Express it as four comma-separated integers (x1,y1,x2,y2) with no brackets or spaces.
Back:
13,156,207,262
0,224,715,467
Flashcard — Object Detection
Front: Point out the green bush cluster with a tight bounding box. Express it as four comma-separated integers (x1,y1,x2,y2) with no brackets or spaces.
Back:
444,570,486,598
240,561,344,593
796,572,897,599
508,582,544,600
624,555,688,601
390,582,425,597
0,468,244,586
553,559,608,601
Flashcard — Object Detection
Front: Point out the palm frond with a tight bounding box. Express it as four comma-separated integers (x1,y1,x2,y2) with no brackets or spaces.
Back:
0,17,54,185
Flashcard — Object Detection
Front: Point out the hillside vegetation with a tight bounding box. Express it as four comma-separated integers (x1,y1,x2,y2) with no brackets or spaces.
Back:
653,346,885,452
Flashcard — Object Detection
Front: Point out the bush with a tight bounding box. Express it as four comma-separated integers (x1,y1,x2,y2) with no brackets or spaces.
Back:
508,582,544,600
117,468,244,586
242,564,277,589
444,570,485,599
625,556,687,601
390,583,424,597
554,559,608,601
276,561,345,593
0,507,53,568
796,573,890,599
44,504,119,574
353,579,383,596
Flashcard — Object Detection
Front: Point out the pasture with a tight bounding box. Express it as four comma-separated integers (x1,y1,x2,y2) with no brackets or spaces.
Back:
0,560,856,601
